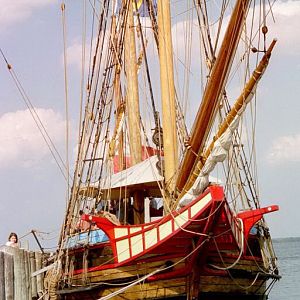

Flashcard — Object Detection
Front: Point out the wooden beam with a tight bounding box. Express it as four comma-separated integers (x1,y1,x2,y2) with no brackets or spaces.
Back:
176,0,251,193
125,0,144,224
178,40,277,197
157,0,178,203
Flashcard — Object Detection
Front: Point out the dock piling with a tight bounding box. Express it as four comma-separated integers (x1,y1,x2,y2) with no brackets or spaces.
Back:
0,246,44,300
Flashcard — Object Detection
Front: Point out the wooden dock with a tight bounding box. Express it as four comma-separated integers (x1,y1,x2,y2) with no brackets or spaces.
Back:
0,246,45,300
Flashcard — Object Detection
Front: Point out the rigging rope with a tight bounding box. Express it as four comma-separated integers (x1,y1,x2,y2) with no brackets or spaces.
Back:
78,0,87,153
0,48,70,182
61,3,70,206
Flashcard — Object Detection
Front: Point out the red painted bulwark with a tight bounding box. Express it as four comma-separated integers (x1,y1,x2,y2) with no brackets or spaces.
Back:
75,187,278,279
237,205,279,242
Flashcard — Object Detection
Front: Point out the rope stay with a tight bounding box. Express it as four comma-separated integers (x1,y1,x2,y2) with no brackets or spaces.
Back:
0,0,279,295
0,48,70,183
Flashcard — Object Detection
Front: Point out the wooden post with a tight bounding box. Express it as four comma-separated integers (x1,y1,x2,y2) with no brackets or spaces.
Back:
25,251,32,300
0,248,44,300
30,252,38,299
4,252,14,300
35,252,43,297
20,249,28,300
1,246,17,300
12,248,23,300
24,250,29,299
157,0,178,201
0,251,5,300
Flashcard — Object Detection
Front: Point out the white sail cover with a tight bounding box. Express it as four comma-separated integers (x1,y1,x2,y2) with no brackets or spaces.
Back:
79,155,164,200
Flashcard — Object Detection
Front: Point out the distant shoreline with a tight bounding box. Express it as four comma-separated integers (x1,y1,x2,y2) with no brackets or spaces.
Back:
273,236,300,242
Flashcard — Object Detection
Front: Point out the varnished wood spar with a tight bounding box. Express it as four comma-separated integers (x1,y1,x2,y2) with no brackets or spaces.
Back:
178,40,277,197
157,0,178,201
124,0,144,224
111,14,125,172
176,0,251,193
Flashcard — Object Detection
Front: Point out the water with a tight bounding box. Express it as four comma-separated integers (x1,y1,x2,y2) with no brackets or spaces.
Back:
269,237,300,299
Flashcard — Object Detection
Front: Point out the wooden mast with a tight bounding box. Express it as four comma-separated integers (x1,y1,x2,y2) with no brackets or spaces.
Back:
112,14,125,172
124,0,144,224
176,0,251,193
157,0,178,205
111,13,127,223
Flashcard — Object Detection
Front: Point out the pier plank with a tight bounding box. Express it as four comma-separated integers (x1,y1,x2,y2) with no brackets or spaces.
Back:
35,251,43,297
4,252,14,300
0,252,5,300
1,247,43,300
30,251,38,299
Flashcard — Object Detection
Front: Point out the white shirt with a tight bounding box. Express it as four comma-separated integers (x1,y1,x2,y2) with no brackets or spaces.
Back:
5,241,19,247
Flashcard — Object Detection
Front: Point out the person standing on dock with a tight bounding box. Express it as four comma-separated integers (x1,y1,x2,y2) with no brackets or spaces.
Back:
5,232,19,247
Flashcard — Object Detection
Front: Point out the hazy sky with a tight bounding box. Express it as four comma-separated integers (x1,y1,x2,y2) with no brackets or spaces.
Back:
0,0,300,250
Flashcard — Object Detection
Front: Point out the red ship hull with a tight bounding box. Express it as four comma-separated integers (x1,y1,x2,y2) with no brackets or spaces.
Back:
57,186,279,299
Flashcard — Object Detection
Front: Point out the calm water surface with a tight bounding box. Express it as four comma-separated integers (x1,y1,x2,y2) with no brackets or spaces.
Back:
269,237,300,299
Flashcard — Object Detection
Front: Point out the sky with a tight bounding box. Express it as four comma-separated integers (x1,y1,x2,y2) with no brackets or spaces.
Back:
0,0,300,250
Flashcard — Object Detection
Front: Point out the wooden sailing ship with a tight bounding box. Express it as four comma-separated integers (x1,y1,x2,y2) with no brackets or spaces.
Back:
44,0,280,299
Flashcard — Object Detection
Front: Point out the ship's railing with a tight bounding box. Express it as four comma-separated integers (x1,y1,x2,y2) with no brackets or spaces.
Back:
64,229,109,249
